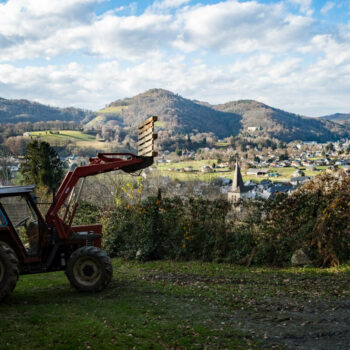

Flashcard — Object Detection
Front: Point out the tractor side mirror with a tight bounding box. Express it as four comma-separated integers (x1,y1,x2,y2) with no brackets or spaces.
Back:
138,116,158,157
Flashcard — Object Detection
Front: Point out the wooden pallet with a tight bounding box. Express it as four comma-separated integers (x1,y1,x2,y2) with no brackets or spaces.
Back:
138,116,158,157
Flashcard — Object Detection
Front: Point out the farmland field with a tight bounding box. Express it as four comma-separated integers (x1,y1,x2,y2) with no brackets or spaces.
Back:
27,130,109,149
156,160,330,183
1,260,350,349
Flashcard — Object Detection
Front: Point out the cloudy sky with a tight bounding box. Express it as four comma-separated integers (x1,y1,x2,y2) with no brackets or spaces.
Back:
0,0,349,116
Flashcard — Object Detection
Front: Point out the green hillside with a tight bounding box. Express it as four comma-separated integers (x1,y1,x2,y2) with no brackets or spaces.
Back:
107,89,242,137
27,130,108,149
2,90,350,142
104,89,349,141
213,100,349,142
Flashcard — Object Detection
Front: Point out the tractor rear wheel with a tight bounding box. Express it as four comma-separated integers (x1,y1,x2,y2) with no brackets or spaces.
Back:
66,246,113,292
0,242,19,302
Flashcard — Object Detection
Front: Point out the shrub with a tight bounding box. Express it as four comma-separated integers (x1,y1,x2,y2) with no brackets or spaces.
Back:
101,171,350,267
73,201,101,225
248,171,350,267
102,196,232,262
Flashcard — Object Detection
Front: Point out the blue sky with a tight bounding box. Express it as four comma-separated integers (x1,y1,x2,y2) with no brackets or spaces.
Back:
0,0,349,116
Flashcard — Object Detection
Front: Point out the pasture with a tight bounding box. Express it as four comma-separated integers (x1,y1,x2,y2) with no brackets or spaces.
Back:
156,159,329,183
1,260,349,349
27,130,108,149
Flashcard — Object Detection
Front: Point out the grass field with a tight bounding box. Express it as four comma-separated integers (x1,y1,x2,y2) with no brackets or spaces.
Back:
27,130,109,149
98,106,128,114
1,260,350,349
156,160,329,183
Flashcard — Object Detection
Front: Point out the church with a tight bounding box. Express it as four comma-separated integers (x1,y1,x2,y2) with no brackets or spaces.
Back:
227,161,251,209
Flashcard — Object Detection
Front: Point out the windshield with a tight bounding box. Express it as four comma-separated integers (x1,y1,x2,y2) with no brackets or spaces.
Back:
0,195,40,255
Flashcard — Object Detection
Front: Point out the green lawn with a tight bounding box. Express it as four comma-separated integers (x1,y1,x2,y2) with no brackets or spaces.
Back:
1,260,350,349
0,261,262,350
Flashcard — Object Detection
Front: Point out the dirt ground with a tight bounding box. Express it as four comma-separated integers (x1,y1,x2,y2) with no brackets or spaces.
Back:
236,297,350,349
141,267,350,349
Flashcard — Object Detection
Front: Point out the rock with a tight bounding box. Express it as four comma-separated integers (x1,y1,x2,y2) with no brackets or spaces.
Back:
291,248,311,266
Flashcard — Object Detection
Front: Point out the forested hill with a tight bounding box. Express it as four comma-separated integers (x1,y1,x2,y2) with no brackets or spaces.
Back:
93,89,349,141
320,113,350,124
0,97,93,124
213,100,349,142
100,89,242,138
1,90,349,142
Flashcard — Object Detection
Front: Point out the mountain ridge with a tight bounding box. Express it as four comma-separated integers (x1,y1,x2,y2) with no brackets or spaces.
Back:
320,113,350,124
1,89,349,142
0,97,93,124
104,89,349,141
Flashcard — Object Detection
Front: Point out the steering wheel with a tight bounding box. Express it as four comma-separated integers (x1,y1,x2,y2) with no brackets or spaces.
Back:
15,216,30,228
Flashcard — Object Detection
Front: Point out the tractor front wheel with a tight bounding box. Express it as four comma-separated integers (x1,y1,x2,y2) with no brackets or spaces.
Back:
0,242,19,302
66,246,113,292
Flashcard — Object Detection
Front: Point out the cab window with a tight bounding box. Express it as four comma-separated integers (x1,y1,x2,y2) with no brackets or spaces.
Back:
0,195,39,255
0,209,7,227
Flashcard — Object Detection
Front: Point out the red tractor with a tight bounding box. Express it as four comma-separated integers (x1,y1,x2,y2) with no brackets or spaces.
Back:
0,117,158,301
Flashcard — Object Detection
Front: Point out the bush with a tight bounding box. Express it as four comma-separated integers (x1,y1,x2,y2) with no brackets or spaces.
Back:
247,171,350,267
101,171,350,267
102,196,233,262
74,201,101,225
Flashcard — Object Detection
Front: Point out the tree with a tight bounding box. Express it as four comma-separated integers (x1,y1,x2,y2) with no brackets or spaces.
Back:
20,140,64,201
175,147,182,156
0,148,11,185
326,142,334,152
5,136,27,156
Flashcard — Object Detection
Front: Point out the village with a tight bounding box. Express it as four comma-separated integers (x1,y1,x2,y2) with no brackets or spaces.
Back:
2,139,350,201
148,138,350,201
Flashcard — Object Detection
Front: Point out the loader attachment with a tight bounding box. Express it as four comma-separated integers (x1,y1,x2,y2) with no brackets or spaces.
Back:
46,116,159,239
138,116,158,157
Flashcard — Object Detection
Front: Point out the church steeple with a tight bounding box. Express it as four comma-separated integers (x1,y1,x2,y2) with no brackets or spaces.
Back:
228,161,249,210
231,160,245,193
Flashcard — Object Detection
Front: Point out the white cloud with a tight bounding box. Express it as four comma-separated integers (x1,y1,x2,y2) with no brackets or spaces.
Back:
320,1,335,14
0,0,99,60
173,1,314,54
0,9,175,61
0,0,316,62
150,0,190,10
288,0,314,16
0,0,98,37
1,44,350,117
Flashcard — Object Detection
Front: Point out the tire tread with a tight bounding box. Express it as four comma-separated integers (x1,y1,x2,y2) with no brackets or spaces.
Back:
0,241,19,301
66,246,112,292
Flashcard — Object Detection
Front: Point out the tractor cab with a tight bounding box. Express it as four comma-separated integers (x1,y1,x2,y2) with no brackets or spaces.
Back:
0,186,44,260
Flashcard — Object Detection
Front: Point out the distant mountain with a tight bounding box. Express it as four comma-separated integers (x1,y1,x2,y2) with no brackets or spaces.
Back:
0,97,93,124
101,90,349,141
319,113,350,124
1,91,349,142
93,89,242,138
213,100,349,142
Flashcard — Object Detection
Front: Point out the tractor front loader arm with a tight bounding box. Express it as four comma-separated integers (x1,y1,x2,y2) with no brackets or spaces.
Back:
45,116,158,240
